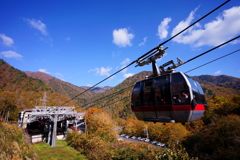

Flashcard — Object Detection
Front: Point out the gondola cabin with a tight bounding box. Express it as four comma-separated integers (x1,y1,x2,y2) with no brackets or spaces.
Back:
131,71,206,123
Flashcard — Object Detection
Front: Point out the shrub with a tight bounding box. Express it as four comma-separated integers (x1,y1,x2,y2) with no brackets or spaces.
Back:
0,122,38,160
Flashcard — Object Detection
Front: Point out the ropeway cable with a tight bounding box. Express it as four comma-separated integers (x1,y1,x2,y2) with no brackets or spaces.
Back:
84,47,240,109
185,49,240,73
88,49,240,110
183,35,240,65
59,0,230,106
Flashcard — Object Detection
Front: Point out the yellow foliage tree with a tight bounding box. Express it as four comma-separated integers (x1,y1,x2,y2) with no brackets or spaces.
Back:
123,119,147,137
85,108,117,142
165,123,189,145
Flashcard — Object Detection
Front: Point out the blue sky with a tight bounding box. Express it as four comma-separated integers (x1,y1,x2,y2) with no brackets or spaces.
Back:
0,0,240,87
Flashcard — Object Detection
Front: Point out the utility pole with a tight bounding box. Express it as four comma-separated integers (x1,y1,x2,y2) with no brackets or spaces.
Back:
145,125,149,149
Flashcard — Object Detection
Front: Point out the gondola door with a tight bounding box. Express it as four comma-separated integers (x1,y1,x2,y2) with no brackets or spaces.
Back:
154,75,173,122
142,80,157,121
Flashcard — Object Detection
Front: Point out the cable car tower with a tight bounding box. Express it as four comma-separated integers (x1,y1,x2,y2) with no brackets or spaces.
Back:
18,92,78,147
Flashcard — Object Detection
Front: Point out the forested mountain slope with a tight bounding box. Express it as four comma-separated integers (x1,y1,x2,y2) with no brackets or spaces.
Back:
1,58,239,121
192,75,240,89
25,71,96,106
81,86,112,94
0,59,80,121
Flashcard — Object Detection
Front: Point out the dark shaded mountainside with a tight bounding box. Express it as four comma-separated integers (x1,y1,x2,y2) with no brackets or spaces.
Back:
0,59,81,120
25,71,96,107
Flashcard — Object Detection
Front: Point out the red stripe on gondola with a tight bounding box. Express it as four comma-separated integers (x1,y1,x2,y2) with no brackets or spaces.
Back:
194,104,205,111
132,104,205,112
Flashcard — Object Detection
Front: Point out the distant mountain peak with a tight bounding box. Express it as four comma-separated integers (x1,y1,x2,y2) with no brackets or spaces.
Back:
25,71,54,81
81,86,112,94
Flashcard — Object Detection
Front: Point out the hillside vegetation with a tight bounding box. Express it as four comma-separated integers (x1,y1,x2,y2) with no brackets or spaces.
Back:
66,94,240,160
0,122,38,159
25,71,96,107
0,59,80,121
1,59,240,159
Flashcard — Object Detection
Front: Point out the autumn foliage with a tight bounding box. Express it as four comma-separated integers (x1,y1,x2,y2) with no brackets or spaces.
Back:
84,108,117,142
0,122,38,159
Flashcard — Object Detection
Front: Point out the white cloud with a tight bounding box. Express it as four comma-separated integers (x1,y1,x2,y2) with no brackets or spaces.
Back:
171,6,240,47
120,58,134,79
89,67,112,76
40,36,53,46
124,73,134,78
39,69,50,74
0,34,14,47
56,72,63,77
25,18,48,35
138,36,148,46
121,58,130,66
230,39,240,44
214,70,221,75
121,58,130,73
157,18,172,40
86,84,92,87
0,51,22,59
171,7,199,44
113,28,134,47
59,78,66,82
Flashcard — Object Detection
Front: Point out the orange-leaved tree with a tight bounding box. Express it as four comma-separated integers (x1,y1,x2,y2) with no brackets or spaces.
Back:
84,107,117,142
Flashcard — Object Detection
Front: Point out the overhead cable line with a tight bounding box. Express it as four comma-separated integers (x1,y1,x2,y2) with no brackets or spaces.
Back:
136,0,230,62
88,49,240,110
82,85,134,108
185,49,240,73
60,63,134,106
59,0,229,106
84,46,240,110
182,35,240,66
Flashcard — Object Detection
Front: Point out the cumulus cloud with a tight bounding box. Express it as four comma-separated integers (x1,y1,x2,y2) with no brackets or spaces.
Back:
124,73,134,78
113,28,134,47
0,34,14,47
25,18,48,35
39,69,50,74
171,6,240,47
138,36,148,46
89,67,112,76
157,18,172,40
0,51,22,59
214,70,221,75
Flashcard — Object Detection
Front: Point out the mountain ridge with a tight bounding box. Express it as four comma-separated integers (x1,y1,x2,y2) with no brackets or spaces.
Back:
0,59,81,120
24,71,96,106
1,59,240,120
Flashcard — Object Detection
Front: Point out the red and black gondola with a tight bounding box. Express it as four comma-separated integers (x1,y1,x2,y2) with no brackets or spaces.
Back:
131,47,207,123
